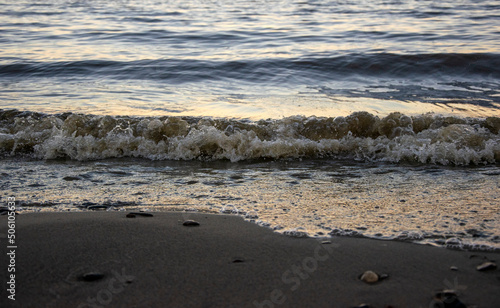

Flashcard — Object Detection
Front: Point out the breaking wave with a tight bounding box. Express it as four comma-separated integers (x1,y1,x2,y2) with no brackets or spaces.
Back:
1,109,499,165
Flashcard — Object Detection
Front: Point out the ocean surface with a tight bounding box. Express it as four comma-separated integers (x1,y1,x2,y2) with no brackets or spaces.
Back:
1,0,499,250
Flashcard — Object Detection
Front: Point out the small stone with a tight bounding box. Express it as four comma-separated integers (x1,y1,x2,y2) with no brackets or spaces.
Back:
183,220,200,226
126,213,136,218
450,266,458,271
360,270,379,283
321,240,332,245
129,212,153,217
476,261,497,271
81,272,104,282
232,258,245,263
379,273,389,280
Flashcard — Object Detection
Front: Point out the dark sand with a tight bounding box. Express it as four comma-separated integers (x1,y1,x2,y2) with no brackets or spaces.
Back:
1,212,499,308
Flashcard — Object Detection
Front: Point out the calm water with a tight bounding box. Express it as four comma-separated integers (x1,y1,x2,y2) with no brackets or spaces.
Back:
1,0,500,117
0,0,499,250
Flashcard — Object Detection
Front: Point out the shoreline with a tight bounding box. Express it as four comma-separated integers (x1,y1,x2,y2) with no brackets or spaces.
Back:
1,212,499,307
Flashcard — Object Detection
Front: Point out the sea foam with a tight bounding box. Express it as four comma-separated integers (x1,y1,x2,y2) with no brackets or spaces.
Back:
1,109,498,165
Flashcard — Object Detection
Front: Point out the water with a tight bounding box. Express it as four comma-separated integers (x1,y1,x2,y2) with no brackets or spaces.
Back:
2,0,500,118
1,0,499,250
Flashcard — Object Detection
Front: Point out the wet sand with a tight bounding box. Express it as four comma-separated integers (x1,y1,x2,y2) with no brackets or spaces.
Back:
0,212,499,307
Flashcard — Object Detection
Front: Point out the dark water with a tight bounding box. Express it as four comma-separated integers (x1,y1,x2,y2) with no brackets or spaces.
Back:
0,0,499,250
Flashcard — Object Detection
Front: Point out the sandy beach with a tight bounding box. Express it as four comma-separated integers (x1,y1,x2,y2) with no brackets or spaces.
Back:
1,212,499,308
2,1,500,307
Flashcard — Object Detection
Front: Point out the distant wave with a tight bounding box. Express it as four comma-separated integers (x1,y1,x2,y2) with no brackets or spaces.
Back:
1,53,499,83
1,109,499,165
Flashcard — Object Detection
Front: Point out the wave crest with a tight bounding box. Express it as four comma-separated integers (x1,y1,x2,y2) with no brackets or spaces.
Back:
1,109,499,164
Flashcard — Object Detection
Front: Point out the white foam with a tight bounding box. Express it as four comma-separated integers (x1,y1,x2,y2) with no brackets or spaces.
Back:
1,111,498,165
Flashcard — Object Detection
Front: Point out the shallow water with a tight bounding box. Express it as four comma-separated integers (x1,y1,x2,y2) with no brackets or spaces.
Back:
1,157,499,251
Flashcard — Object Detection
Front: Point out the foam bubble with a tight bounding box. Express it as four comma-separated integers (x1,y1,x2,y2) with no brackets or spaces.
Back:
1,109,498,165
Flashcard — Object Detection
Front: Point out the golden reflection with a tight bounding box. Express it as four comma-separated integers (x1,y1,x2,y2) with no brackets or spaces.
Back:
10,91,499,120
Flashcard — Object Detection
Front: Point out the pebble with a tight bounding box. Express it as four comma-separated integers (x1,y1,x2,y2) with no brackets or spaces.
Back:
232,258,245,263
450,266,459,271
360,270,379,283
183,220,200,226
129,212,153,217
476,261,497,271
81,272,105,282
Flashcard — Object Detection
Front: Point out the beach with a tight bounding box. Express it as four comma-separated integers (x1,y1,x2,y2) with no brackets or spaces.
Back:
1,0,500,306
1,211,499,307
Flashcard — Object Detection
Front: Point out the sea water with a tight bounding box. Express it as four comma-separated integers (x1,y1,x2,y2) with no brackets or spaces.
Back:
0,0,499,250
